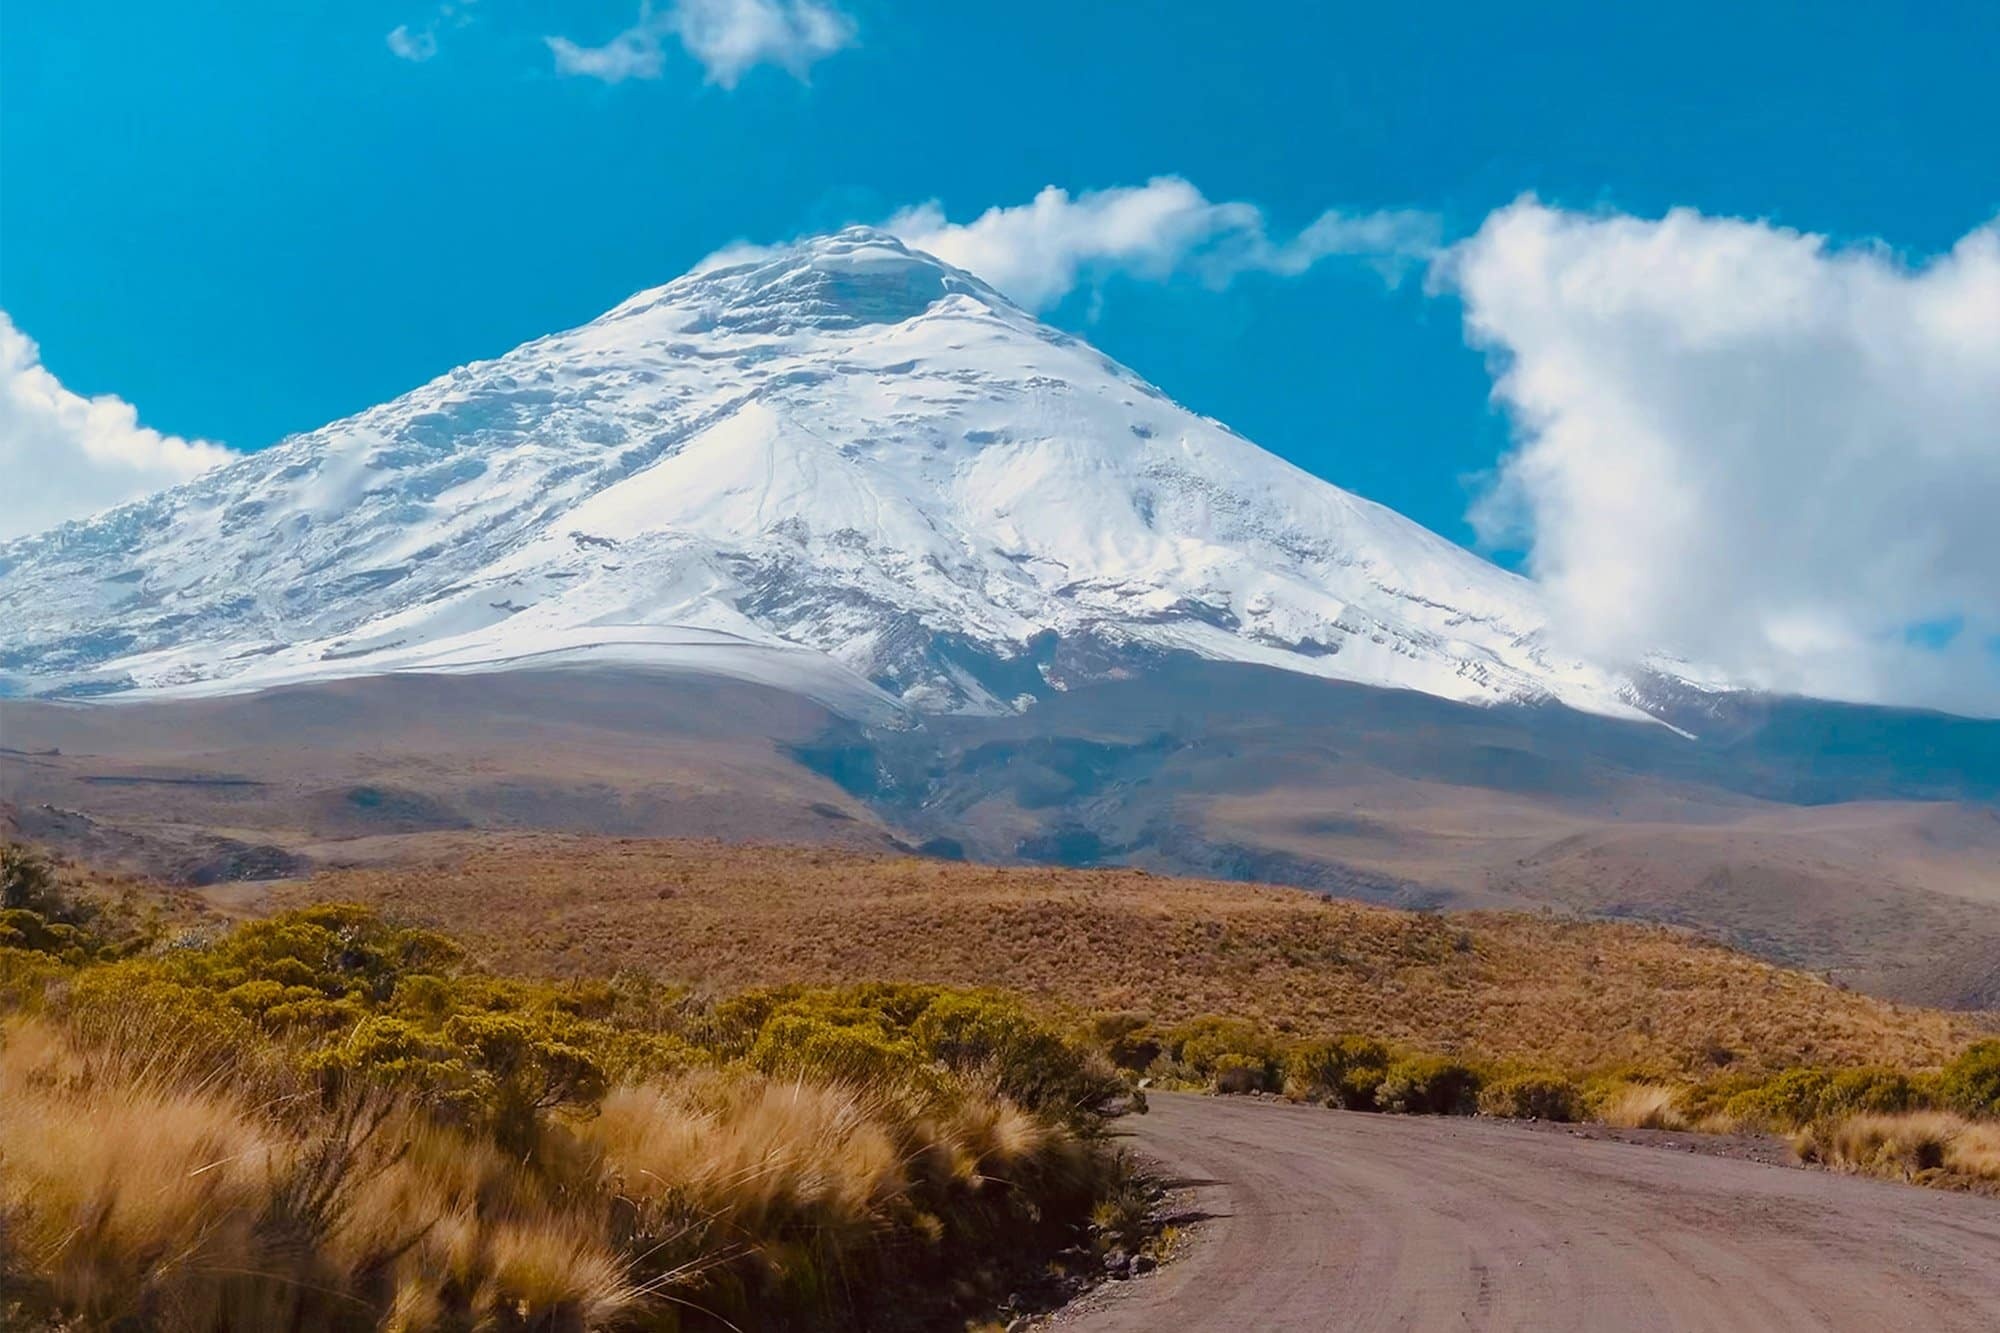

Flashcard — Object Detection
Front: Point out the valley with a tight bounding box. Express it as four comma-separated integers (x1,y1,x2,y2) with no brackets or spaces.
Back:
8,660,1998,1010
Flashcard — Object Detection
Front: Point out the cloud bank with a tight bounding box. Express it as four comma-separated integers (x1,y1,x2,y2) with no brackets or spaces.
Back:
0,313,234,542
548,0,855,88
1440,201,2000,714
886,178,1441,310
866,183,2000,712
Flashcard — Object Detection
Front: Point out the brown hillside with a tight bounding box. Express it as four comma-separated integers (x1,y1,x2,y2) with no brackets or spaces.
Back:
275,835,1989,1077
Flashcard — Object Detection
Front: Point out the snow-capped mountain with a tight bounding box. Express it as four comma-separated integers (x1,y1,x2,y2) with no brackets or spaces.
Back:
0,229,1681,721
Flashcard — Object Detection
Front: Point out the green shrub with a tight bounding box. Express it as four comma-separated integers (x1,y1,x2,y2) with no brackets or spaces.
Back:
1828,1067,1931,1116
1376,1056,1483,1115
1697,1066,1933,1131
1166,1017,1283,1092
1286,1034,1391,1109
60,961,261,1079
0,946,66,1008
1477,1072,1581,1121
748,1010,936,1089
1938,1040,2000,1118
720,986,1125,1122
0,844,153,963
910,991,1123,1120
310,1013,476,1107
0,909,91,963
1719,1068,1837,1128
443,1008,608,1134
181,904,461,1007
594,1027,709,1083
1091,1011,1163,1072
1211,1052,1272,1094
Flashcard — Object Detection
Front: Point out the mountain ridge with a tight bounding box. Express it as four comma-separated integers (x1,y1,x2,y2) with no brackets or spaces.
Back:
1,227,1696,722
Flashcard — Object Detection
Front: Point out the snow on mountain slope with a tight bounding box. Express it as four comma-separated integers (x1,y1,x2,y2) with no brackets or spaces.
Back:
0,229,1675,721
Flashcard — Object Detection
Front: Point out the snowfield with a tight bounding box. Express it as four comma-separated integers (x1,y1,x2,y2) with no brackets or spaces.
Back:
0,229,1687,721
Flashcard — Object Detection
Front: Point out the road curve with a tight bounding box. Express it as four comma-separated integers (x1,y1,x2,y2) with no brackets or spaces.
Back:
1056,1093,2000,1332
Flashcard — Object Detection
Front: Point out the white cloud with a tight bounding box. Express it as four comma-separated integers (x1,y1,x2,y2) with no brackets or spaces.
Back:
547,0,855,88
672,0,854,85
385,24,438,62
386,3,476,64
0,313,234,542
547,26,663,83
885,178,1440,310
1439,200,2000,714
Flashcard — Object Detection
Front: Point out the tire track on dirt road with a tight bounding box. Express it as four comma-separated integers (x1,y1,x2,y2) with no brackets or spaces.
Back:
1054,1093,2000,1331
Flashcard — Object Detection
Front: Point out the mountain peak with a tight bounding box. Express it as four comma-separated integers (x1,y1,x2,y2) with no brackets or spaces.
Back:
0,230,1693,723
615,227,1010,334
799,223,925,254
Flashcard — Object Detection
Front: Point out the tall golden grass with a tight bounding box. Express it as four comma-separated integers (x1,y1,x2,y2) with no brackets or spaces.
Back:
0,859,1134,1332
0,1013,637,1329
0,1009,1114,1331
1793,1112,2000,1187
1591,1083,1690,1132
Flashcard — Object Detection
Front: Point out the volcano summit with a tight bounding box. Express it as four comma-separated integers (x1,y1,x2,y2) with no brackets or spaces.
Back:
1,229,1687,719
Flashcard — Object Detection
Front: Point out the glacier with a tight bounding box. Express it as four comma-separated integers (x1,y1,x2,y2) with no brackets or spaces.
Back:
0,228,1687,721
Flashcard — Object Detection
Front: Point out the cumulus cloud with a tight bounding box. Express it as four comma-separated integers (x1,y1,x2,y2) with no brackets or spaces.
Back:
0,313,234,542
546,25,663,83
548,0,855,88
886,178,1441,310
385,24,438,62
1440,200,2000,714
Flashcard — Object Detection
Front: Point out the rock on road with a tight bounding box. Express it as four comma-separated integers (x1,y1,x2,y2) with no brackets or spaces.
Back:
1056,1093,2000,1331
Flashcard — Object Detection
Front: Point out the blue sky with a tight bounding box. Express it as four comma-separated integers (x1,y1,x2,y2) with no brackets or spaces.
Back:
4,0,1991,543
3,1,1997,709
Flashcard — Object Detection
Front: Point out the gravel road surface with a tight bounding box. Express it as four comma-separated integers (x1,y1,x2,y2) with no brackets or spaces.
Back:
1057,1093,2000,1331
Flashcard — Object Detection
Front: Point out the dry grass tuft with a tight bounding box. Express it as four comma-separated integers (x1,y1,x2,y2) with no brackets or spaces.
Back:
0,1008,1115,1330
482,1215,639,1325
582,1074,908,1236
0,1014,641,1331
1595,1084,1689,1131
0,1017,289,1328
1794,1111,2000,1187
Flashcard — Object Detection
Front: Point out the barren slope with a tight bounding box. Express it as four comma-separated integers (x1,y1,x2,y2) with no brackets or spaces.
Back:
0,669,896,882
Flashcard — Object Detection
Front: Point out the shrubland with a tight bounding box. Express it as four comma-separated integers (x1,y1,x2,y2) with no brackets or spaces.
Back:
290,836,1983,1076
0,846,1145,1332
6,832,1996,1333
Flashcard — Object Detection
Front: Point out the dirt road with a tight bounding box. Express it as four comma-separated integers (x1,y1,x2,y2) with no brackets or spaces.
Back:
1058,1093,2000,1331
